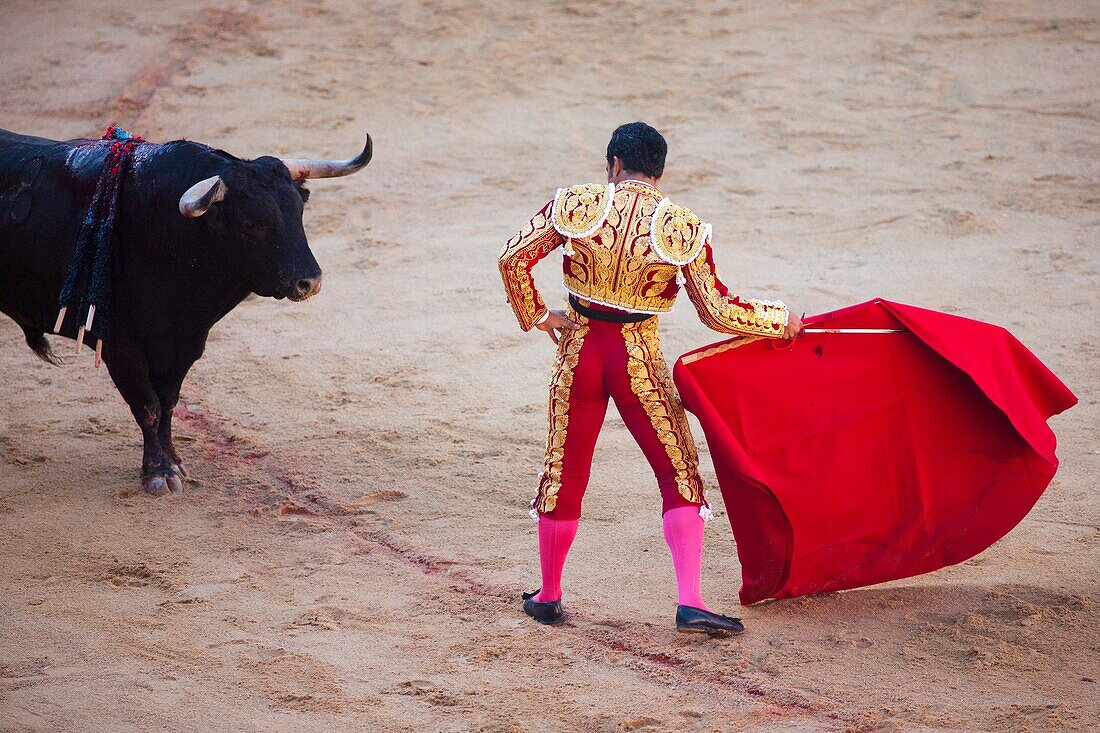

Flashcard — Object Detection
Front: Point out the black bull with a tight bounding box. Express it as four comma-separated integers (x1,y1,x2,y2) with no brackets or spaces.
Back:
0,129,371,494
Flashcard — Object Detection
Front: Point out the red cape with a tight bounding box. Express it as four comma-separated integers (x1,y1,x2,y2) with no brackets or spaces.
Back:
674,299,1077,605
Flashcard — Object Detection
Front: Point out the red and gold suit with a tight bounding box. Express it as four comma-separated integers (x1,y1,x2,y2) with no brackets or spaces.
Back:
499,180,789,520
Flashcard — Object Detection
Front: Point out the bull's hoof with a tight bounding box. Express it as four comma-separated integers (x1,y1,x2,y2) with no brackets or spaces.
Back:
143,462,187,496
171,462,189,479
142,475,171,496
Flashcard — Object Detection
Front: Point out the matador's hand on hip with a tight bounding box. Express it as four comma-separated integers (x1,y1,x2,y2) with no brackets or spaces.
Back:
536,309,580,344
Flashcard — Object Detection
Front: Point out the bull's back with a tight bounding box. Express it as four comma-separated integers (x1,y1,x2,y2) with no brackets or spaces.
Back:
0,130,91,330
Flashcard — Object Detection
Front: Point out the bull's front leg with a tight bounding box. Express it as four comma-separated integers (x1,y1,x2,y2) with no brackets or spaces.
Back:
104,336,181,496
154,372,188,481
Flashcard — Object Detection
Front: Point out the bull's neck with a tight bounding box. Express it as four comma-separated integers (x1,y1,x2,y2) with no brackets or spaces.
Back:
111,219,252,336
119,142,254,332
180,227,253,325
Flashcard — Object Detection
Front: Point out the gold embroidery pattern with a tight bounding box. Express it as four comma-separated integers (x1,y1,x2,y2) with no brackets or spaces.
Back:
533,312,590,514
650,199,709,265
682,252,788,337
502,183,787,338
562,184,680,313
552,183,612,238
499,202,563,331
621,318,704,505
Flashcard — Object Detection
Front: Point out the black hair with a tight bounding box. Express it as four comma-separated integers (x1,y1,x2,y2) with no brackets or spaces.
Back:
606,122,667,178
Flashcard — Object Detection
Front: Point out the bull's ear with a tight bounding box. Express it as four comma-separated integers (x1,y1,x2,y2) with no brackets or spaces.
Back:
179,175,228,218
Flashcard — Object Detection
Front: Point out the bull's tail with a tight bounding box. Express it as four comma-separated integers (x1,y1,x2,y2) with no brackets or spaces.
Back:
22,326,62,366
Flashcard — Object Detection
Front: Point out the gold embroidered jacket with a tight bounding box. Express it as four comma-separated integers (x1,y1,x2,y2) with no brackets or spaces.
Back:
498,180,789,336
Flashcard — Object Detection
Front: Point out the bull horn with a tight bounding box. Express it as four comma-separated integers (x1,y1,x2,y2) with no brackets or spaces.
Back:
179,175,227,218
280,133,372,181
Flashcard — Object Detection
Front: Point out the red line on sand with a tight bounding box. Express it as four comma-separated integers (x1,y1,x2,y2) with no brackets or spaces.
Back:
175,403,336,513
89,5,257,136
173,401,848,720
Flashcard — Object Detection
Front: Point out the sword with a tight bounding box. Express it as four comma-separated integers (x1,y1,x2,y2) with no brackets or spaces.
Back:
804,328,907,334
681,328,910,364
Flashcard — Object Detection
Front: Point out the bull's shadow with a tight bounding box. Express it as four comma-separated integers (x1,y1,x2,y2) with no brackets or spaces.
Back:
0,128,371,495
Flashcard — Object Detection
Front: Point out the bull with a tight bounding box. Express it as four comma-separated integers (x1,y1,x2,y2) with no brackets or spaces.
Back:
0,129,371,494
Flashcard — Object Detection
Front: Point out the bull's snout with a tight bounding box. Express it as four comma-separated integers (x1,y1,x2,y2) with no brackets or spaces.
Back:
291,274,323,301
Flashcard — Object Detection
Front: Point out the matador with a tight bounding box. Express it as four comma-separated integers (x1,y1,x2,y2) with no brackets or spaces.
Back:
499,122,802,634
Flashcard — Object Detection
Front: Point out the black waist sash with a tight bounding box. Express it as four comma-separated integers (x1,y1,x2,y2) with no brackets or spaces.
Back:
568,294,654,324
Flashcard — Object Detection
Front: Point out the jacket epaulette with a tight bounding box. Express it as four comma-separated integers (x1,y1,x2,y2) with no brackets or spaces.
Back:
649,198,710,266
551,182,615,239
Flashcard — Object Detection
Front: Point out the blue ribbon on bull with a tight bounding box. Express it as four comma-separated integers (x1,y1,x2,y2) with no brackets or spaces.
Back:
55,125,144,364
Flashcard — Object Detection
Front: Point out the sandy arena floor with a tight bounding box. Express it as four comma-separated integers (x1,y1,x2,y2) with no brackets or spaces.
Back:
1,1,1097,731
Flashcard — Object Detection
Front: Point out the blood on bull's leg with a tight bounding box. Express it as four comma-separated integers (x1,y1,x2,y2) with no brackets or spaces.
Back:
129,397,182,495
103,336,181,496
136,402,179,495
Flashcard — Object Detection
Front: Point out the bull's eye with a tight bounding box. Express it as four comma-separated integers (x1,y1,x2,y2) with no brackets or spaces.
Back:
240,216,256,229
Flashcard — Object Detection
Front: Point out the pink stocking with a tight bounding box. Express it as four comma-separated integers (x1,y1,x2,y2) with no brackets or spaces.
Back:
662,505,710,611
535,515,579,603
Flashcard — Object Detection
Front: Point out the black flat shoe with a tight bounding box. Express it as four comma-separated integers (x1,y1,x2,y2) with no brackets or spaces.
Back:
522,588,565,626
675,605,744,635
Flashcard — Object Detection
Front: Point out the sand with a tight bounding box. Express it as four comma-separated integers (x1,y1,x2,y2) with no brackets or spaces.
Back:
1,1,1097,731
